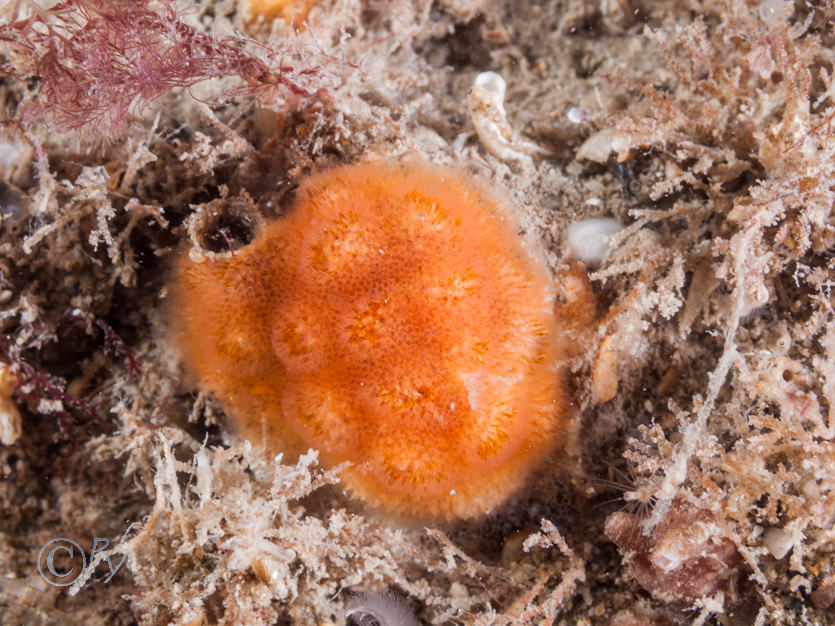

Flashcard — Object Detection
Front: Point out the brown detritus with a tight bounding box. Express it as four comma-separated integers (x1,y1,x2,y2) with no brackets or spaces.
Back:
605,501,744,604
811,577,835,611
59,310,143,381
9,355,110,474
604,604,675,626
11,357,107,429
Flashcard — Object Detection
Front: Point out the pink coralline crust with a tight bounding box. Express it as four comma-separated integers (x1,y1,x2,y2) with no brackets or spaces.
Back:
169,160,569,519
605,502,744,603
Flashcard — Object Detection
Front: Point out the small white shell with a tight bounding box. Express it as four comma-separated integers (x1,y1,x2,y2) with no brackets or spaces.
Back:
758,0,793,27
576,128,615,163
763,526,793,560
473,71,507,102
566,106,592,124
565,217,623,266
577,127,636,162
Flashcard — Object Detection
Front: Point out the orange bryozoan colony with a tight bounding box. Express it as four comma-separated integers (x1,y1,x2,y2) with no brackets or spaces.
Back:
169,161,567,519
243,0,318,25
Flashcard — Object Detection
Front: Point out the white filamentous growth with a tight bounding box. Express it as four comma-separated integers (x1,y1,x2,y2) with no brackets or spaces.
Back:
345,591,421,626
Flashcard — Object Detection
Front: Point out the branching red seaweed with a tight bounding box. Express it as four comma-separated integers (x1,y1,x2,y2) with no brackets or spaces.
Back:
60,310,143,381
0,0,343,135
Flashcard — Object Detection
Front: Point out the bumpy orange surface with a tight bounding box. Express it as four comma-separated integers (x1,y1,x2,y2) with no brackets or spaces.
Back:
245,0,317,25
170,161,566,519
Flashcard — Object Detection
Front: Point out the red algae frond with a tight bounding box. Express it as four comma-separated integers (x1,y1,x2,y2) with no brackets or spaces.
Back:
0,0,336,136
169,161,567,519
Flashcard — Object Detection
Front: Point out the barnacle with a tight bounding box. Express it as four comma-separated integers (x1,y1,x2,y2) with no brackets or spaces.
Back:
169,160,573,519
